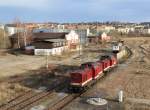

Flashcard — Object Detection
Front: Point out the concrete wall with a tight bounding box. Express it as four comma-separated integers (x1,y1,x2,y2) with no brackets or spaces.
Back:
34,46,68,56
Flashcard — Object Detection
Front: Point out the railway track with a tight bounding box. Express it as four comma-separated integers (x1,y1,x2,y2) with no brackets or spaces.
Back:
0,78,69,110
0,46,132,110
0,72,46,83
45,47,133,110
47,93,82,110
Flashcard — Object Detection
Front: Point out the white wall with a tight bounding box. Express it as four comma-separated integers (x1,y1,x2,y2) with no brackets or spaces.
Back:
34,46,68,56
66,30,79,44
6,27,17,36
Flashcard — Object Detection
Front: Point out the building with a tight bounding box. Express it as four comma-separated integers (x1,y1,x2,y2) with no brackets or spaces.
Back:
9,32,32,49
34,39,67,55
134,25,144,34
104,26,115,32
32,32,67,41
0,24,5,30
5,24,25,36
117,26,135,34
87,35,101,44
32,32,69,55
33,39,67,49
65,30,79,50
101,32,111,42
142,27,150,34
74,29,87,44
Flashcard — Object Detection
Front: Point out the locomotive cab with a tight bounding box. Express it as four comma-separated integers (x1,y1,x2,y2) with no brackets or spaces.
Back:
69,68,93,92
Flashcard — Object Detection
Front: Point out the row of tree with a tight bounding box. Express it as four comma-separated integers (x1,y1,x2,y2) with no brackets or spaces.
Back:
0,17,32,49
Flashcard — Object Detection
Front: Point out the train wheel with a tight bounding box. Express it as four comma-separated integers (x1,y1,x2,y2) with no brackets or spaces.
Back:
68,86,74,93
82,86,87,92
104,71,107,76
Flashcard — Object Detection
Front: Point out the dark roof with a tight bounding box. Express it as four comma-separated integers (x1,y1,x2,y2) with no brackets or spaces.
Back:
9,32,33,38
44,39,66,43
6,24,17,27
32,32,68,41
87,35,101,38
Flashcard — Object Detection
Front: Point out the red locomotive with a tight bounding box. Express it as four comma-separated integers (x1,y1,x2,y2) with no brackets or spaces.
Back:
69,54,117,92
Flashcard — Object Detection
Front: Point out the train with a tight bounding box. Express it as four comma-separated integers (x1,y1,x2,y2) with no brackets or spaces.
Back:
112,40,124,54
69,54,118,92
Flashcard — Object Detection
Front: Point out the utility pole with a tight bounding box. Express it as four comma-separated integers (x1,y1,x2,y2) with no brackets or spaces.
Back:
46,54,48,69
46,51,49,69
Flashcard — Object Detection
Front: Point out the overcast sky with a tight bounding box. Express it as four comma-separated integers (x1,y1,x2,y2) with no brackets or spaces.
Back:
0,0,150,23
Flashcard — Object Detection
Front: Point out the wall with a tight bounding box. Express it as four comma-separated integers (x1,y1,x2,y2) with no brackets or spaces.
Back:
34,46,68,56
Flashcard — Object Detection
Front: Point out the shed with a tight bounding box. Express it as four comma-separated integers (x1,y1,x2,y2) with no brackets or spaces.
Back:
32,39,67,49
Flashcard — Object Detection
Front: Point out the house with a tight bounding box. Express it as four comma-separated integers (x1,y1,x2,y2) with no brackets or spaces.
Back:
142,27,150,34
104,26,115,32
65,30,79,50
101,32,111,42
117,27,135,34
87,35,101,44
134,26,144,34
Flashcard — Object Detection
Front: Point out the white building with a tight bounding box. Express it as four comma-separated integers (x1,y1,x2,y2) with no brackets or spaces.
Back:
66,30,79,44
143,28,150,34
104,26,115,32
57,25,65,30
5,26,25,36
117,27,135,34
0,24,5,30
5,26,17,36
101,32,111,41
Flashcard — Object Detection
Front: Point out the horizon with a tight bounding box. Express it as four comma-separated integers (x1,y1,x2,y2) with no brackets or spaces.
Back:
2,21,150,24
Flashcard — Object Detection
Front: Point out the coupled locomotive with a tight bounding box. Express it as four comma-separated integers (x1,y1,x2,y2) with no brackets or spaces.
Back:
69,54,117,92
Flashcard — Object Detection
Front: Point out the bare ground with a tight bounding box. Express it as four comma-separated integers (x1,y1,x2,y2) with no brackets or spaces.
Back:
63,37,150,110
0,37,149,110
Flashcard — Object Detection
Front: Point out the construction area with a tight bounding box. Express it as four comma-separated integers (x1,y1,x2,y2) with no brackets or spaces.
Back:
0,36,149,110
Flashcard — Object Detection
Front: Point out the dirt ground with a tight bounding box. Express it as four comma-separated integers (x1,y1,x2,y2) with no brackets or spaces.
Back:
63,37,150,110
0,45,104,105
0,37,149,110
0,54,45,78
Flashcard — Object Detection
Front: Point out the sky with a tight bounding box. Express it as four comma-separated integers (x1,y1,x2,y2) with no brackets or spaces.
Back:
0,0,150,23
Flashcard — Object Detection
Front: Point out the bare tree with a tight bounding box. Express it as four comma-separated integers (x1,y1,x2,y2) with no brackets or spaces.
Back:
13,17,21,48
23,23,27,47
